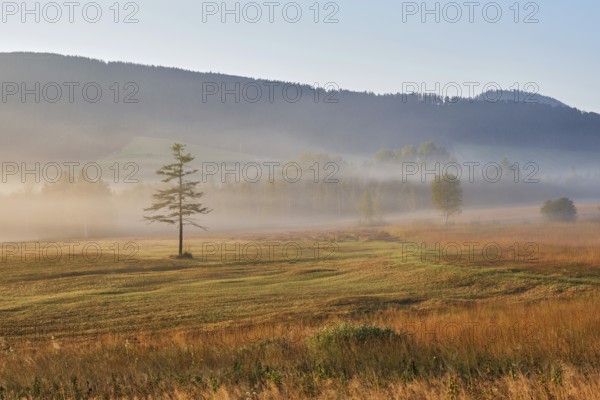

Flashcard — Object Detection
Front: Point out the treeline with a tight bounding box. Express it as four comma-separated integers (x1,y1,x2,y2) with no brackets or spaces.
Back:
372,141,451,164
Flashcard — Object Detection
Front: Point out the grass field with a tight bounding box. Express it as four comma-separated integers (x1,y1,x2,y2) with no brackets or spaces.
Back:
1,220,600,399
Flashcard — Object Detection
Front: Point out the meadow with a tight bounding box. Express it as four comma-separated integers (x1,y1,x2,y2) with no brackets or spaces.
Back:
1,220,600,399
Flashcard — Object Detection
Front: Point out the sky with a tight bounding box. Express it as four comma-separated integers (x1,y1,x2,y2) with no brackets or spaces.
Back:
1,0,599,112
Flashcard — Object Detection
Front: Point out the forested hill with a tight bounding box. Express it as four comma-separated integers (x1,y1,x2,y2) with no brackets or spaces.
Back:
1,52,599,160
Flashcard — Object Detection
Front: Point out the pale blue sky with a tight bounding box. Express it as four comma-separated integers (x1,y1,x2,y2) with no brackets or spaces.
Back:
2,0,599,112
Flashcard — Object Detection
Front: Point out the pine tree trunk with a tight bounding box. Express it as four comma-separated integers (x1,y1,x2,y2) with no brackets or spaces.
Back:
179,165,183,256
179,220,183,256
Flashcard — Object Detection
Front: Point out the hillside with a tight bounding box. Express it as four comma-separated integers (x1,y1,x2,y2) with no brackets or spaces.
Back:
1,52,599,161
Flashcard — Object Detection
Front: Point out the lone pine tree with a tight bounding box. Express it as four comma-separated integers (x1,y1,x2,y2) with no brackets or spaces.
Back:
144,143,211,256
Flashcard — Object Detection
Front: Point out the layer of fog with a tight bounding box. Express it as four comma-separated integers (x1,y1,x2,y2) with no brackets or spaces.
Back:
1,147,599,243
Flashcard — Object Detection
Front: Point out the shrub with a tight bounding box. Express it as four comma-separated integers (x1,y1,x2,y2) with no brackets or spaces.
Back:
541,198,577,222
306,324,411,379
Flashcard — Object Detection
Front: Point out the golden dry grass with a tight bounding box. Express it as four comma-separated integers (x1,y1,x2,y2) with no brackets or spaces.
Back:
1,220,600,398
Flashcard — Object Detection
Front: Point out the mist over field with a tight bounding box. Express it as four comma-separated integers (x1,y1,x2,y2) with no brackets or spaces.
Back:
1,155,599,241
1,136,599,241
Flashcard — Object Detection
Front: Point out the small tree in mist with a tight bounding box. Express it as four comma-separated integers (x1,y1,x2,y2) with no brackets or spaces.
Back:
541,198,577,222
431,174,463,224
358,188,381,226
144,143,211,257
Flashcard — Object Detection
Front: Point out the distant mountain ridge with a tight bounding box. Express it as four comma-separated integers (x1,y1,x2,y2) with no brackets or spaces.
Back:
474,90,568,108
0,52,599,161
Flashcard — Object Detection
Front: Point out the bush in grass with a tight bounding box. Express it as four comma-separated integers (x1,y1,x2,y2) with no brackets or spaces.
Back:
306,324,411,379
541,198,577,222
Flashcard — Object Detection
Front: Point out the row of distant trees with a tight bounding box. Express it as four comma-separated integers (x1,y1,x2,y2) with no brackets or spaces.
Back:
373,141,450,164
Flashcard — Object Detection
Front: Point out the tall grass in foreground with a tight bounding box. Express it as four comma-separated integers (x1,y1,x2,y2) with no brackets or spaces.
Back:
1,294,599,399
